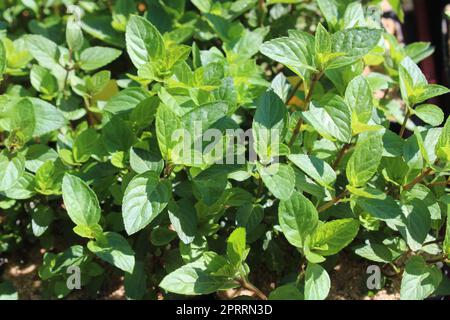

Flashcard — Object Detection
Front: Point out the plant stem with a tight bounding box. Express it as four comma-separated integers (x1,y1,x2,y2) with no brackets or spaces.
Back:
402,167,434,191
427,179,449,188
318,189,349,213
332,143,352,170
399,108,411,138
239,278,267,300
164,162,174,178
288,71,323,148
286,79,302,105
422,238,444,247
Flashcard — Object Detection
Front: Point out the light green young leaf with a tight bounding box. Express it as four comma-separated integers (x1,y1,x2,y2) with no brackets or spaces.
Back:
278,191,319,248
122,171,170,235
62,174,101,226
400,256,442,300
0,41,6,80
87,232,135,273
412,84,450,105
346,133,383,187
435,116,450,162
304,263,331,300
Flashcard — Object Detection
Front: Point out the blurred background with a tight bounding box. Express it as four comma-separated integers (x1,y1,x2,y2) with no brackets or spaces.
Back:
398,0,450,115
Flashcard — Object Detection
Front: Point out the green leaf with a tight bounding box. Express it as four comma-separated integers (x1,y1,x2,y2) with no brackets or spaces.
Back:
25,35,59,69
288,154,336,188
357,194,403,221
124,261,147,300
353,238,406,263
444,202,450,256
87,232,135,273
413,104,444,126
0,281,18,300
30,64,58,95
0,151,25,192
155,102,182,161
159,253,237,295
346,133,383,187
304,263,330,300
330,28,382,68
31,206,54,237
125,15,165,69
400,200,432,251
435,116,450,162
345,75,373,124
258,163,295,200
104,87,152,116
252,90,288,161
62,174,101,227
168,198,197,245
413,84,450,105
400,256,442,300
309,218,360,256
29,98,65,137
260,33,316,79
278,191,319,248
66,17,84,52
0,40,5,80
388,0,404,22
129,147,164,175
236,204,264,233
226,227,247,266
122,171,170,235
269,283,303,300
79,46,121,71
73,128,101,163
102,116,136,153
302,98,352,143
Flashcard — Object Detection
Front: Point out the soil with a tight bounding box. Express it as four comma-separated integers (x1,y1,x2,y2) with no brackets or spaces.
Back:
1,247,400,300
327,252,400,300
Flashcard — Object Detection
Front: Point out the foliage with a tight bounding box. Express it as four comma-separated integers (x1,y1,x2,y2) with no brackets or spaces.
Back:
0,0,449,301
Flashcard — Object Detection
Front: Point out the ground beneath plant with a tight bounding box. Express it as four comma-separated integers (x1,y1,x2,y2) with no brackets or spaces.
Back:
1,246,400,300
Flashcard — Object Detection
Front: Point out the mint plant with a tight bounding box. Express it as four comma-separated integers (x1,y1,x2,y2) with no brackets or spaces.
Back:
0,0,449,300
